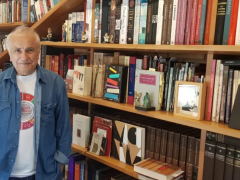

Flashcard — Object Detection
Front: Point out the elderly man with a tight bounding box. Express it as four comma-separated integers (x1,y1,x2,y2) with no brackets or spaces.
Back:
0,26,72,180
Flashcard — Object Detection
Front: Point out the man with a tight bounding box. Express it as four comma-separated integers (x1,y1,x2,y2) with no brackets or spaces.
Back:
0,26,72,180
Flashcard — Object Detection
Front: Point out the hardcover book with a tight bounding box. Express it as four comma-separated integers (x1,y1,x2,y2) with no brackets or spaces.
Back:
113,120,145,165
103,65,128,103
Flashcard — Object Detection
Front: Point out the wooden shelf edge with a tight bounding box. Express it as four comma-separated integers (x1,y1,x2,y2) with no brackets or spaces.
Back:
68,93,240,139
0,22,34,31
40,41,240,54
71,144,138,178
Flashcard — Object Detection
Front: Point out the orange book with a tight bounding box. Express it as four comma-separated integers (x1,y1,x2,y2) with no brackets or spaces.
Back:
74,162,80,180
204,0,213,45
228,0,239,45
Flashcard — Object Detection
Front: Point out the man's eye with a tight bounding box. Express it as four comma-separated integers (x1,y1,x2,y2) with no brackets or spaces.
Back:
27,49,34,53
15,49,21,52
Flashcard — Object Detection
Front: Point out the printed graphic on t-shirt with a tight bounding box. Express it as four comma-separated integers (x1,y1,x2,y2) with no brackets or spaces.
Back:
20,93,34,130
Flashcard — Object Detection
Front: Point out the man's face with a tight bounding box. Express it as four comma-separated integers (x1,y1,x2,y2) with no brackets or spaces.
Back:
9,34,40,76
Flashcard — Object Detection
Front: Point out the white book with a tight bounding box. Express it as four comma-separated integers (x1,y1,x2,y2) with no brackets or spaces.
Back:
216,64,224,123
86,0,93,43
65,20,69,42
99,0,103,43
120,0,129,44
133,0,141,44
73,66,93,96
235,0,240,45
211,60,221,121
43,0,48,15
170,0,179,45
72,114,91,148
68,14,72,42
156,0,164,45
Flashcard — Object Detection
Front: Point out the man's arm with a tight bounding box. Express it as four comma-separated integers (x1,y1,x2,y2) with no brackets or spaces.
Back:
54,80,72,167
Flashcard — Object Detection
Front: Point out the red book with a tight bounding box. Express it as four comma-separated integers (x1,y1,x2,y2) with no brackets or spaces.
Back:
228,0,239,45
51,56,55,72
175,0,182,44
59,54,64,78
179,0,187,44
92,117,112,156
54,56,59,74
184,0,193,45
207,59,216,121
74,163,80,180
204,0,213,45
128,57,136,105
190,0,199,44
194,0,203,44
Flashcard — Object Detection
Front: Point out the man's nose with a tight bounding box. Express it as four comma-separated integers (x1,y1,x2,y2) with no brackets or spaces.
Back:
21,51,28,60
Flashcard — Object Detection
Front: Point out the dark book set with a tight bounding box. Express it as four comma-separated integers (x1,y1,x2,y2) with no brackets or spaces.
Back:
91,105,201,179
203,131,240,180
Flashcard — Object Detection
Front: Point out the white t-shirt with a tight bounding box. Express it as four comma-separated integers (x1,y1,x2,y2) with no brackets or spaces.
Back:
11,70,37,177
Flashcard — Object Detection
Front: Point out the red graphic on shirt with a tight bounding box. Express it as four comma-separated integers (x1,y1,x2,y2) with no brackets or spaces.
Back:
20,93,34,130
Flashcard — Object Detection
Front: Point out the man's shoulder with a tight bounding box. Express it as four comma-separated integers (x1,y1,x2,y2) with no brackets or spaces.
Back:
40,67,65,85
0,67,13,82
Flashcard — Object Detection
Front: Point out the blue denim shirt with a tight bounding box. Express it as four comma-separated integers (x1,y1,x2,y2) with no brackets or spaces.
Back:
0,65,72,180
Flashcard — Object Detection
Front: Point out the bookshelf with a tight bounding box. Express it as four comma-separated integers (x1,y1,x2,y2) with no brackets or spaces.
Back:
71,144,139,179
0,22,34,32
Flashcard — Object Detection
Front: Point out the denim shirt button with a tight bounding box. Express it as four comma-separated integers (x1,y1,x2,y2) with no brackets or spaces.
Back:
15,131,17,133
17,116,19,119
17,101,20,104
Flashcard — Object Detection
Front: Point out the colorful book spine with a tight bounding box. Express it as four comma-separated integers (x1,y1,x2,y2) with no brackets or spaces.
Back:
235,0,240,45
80,12,84,42
161,0,169,44
94,3,100,43
127,0,135,44
133,0,141,44
72,12,76,42
198,0,207,44
207,59,216,121
194,0,203,44
86,0,93,43
216,64,224,123
68,14,72,43
156,0,164,44
228,0,239,44
114,5,121,43
80,163,85,180
170,0,178,45
190,0,199,44
166,0,174,44
184,0,193,45
179,0,187,44
222,0,232,44
99,0,103,43
139,0,148,44
21,0,28,22
120,0,129,44
128,57,136,104
110,0,117,44
204,0,213,44
175,0,182,44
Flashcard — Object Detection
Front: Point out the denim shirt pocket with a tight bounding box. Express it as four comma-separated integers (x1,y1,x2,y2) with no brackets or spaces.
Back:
0,100,11,127
41,101,57,127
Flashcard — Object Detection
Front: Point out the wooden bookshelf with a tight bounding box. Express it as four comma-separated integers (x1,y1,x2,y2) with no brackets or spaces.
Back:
0,22,34,32
68,92,240,139
71,144,139,179
40,41,240,54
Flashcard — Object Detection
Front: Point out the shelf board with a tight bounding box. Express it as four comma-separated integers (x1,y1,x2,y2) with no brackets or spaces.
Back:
0,22,34,32
41,41,240,54
68,93,240,139
71,144,138,179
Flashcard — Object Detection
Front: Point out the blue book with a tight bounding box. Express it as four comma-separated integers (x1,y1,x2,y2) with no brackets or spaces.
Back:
21,0,28,22
72,24,76,42
80,162,86,180
75,22,81,43
128,57,136,104
199,0,207,45
222,0,233,44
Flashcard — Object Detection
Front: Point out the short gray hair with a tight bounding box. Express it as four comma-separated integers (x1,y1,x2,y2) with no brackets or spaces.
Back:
6,25,40,53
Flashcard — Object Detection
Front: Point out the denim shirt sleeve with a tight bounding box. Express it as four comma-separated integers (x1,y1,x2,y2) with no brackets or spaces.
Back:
54,81,72,165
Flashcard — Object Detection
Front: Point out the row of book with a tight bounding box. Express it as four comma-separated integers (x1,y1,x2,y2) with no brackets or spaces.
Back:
203,131,240,180
0,35,7,53
207,59,240,123
71,103,201,180
30,0,60,22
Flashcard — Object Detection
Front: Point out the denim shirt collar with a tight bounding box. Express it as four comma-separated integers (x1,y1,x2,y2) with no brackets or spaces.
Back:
3,64,47,84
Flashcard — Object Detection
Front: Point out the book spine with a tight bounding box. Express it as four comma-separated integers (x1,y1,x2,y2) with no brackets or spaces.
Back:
151,0,158,44
166,0,173,44
94,3,100,43
139,1,148,44
156,0,164,44
74,163,80,180
21,0,28,22
225,69,233,124
190,0,199,44
228,0,239,44
213,143,227,180
101,0,110,43
219,65,229,123
114,5,121,43
86,0,92,43
179,0,187,44
184,0,193,45
203,140,216,180
127,57,136,104
179,134,188,177
223,145,235,180
166,131,174,164
154,129,162,160
186,136,196,180
170,0,178,45
80,163,85,180
133,0,141,44
207,59,216,121
204,0,213,44
110,0,117,44
235,0,240,44
212,60,221,121
222,0,233,44
99,0,102,43
194,0,203,44
175,0,182,44
145,0,153,44
172,132,181,166
59,54,64,78
149,127,156,158
232,70,239,111
161,0,169,44
216,64,224,122
166,67,173,111
160,130,168,162
127,0,135,44
233,147,240,180
120,1,129,44
214,0,227,44
198,0,207,44
192,139,200,180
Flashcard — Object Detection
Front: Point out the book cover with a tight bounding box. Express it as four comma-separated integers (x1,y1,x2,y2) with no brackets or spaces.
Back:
133,0,141,44
222,0,232,44
228,0,239,45
127,57,136,104
139,0,148,44
127,0,135,44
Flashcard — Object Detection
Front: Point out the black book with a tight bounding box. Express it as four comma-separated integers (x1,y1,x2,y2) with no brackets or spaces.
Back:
203,140,216,180
145,0,153,44
101,0,111,43
233,147,240,180
214,0,227,44
223,145,235,180
213,142,227,180
127,0,135,44
225,69,233,124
